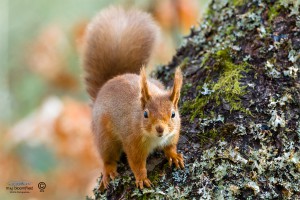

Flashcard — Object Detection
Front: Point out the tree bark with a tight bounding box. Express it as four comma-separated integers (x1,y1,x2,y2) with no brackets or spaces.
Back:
89,0,300,199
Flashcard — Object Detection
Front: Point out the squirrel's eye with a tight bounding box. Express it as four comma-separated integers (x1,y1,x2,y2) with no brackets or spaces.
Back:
144,111,148,118
171,111,175,118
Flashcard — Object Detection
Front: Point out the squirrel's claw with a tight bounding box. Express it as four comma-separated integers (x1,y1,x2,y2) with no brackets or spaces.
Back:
136,178,152,189
168,158,173,167
98,171,119,192
99,178,109,192
109,171,119,179
168,153,184,169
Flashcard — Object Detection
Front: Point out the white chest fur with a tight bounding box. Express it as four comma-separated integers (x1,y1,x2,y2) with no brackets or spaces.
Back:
142,130,176,153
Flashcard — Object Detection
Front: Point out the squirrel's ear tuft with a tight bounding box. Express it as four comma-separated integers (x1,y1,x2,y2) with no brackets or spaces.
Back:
170,68,183,108
140,67,151,108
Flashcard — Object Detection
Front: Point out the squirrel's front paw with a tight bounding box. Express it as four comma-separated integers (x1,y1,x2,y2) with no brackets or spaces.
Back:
135,177,152,189
167,153,184,169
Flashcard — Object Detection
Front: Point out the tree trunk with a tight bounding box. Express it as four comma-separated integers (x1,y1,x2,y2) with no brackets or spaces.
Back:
89,0,300,199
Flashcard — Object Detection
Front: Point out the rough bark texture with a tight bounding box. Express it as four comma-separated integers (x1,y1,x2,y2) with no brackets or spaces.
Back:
88,0,300,199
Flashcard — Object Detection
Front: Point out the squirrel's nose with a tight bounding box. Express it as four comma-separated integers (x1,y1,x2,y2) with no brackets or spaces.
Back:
155,126,164,137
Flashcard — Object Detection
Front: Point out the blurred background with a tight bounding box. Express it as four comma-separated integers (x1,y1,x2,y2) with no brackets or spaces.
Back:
0,0,209,199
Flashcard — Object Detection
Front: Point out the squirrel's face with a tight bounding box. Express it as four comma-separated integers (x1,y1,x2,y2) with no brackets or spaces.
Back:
141,96,180,137
140,67,183,138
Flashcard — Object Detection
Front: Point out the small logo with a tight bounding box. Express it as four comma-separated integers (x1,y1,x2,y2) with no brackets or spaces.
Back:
38,182,46,192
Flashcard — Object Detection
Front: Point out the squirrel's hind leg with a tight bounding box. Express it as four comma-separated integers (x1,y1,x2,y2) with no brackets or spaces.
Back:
95,114,122,191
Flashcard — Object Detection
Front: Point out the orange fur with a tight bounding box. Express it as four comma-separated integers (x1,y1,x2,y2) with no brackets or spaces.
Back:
170,68,183,108
140,67,151,108
83,7,184,191
83,7,159,102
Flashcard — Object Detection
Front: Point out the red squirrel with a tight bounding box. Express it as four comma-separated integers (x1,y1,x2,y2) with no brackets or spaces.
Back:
83,7,184,190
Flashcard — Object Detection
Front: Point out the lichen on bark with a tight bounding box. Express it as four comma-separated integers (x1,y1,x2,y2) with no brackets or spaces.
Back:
88,0,300,199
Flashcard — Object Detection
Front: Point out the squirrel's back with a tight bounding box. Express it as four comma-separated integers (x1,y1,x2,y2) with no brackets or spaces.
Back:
83,7,159,102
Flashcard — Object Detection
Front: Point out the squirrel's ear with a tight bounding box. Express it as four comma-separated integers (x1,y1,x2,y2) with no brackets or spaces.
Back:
140,67,151,108
170,68,183,108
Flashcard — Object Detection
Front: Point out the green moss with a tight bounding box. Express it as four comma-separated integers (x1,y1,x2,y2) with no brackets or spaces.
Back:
268,2,282,22
198,123,239,145
181,83,192,96
215,49,230,60
148,171,162,186
200,52,211,68
198,128,219,145
179,57,190,70
183,96,209,119
225,25,235,35
232,0,246,6
183,49,250,121
205,6,214,18
212,60,247,106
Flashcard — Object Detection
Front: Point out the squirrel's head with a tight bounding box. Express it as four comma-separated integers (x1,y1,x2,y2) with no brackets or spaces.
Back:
140,67,183,138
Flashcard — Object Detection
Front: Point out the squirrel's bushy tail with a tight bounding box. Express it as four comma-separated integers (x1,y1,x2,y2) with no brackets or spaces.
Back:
83,7,159,101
